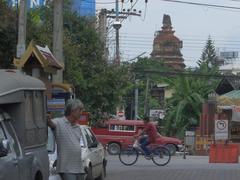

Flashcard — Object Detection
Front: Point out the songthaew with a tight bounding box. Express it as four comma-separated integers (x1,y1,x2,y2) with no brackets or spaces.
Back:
0,69,49,180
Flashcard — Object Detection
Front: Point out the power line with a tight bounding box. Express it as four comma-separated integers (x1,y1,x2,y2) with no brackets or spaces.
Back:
120,0,141,23
134,69,240,79
160,0,240,10
119,32,240,40
120,38,240,45
94,0,129,5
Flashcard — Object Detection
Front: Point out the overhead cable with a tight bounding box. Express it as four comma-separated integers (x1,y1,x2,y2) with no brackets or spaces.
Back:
160,0,240,10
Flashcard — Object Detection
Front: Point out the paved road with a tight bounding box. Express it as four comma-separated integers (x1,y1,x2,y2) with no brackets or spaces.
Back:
105,155,240,180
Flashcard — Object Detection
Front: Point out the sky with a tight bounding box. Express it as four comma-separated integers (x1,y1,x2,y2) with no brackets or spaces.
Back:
96,0,240,67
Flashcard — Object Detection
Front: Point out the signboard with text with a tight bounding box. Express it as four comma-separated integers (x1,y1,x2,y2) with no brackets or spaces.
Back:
149,109,165,119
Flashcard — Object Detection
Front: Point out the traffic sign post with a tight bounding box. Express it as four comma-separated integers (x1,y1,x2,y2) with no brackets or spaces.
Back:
214,120,228,140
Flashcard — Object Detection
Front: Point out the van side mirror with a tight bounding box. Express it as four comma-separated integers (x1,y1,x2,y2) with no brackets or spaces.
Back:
0,139,9,157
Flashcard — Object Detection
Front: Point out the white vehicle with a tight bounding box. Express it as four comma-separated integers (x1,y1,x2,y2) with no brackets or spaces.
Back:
48,125,107,180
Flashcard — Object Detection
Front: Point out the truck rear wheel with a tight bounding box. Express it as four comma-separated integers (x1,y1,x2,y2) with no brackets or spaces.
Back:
107,143,120,155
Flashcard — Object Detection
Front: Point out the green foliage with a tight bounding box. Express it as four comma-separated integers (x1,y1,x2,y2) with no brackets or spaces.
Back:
162,37,220,137
129,57,170,118
163,51,220,137
26,4,132,124
163,75,205,137
197,36,218,70
0,0,17,68
27,6,53,46
133,57,170,81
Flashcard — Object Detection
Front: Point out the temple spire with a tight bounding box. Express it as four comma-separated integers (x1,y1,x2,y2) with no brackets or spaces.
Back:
162,14,172,31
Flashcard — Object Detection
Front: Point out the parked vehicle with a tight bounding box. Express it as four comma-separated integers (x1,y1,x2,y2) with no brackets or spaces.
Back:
48,125,107,180
92,119,183,155
0,70,49,180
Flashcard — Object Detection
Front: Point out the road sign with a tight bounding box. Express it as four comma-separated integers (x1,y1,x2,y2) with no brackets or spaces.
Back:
117,111,124,116
116,111,126,120
149,109,165,119
215,120,228,140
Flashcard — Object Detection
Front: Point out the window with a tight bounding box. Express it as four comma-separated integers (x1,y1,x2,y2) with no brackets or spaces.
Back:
82,129,92,146
25,91,34,129
83,128,98,146
25,90,47,147
47,128,55,153
25,91,36,147
109,124,135,132
4,121,21,156
33,91,47,144
0,113,18,155
0,123,5,143
86,128,98,144
33,91,45,127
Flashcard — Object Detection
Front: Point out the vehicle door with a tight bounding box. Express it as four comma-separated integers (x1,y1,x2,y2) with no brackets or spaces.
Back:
0,112,32,180
0,119,19,180
82,127,102,177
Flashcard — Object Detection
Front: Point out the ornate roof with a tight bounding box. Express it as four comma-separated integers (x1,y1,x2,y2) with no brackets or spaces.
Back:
14,40,63,74
215,76,240,95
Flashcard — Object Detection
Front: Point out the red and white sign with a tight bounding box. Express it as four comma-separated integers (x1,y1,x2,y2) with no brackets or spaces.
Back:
215,120,228,140
117,111,124,116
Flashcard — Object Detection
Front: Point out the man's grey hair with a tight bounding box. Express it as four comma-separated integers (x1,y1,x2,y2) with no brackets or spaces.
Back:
64,99,84,116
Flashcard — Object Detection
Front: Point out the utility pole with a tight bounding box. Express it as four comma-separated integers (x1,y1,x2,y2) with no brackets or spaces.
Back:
98,9,108,61
113,0,121,65
144,77,149,116
52,0,64,83
108,1,142,117
134,79,139,119
132,52,146,120
16,0,27,58
109,1,141,65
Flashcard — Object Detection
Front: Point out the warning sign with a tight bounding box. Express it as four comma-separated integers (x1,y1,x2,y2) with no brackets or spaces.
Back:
215,120,228,140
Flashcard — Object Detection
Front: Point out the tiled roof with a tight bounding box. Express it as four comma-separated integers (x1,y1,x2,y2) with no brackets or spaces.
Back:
222,90,240,99
14,40,63,73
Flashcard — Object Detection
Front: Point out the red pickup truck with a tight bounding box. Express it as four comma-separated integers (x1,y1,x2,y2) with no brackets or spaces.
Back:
91,119,183,155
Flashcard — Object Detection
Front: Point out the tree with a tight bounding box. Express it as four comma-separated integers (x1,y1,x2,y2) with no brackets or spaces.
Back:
197,36,218,70
26,5,132,123
163,37,220,137
163,75,205,137
0,0,17,68
129,57,170,118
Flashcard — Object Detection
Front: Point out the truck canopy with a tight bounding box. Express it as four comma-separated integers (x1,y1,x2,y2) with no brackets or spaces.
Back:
0,70,45,104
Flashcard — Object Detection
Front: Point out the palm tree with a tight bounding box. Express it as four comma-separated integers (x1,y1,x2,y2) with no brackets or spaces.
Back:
163,76,206,137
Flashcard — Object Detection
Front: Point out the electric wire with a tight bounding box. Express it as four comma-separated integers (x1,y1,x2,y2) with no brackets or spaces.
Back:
160,0,240,10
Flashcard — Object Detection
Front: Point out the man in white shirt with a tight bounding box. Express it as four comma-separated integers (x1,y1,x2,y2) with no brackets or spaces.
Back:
48,99,85,180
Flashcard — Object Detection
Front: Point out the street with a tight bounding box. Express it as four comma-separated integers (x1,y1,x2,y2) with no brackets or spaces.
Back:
105,155,240,180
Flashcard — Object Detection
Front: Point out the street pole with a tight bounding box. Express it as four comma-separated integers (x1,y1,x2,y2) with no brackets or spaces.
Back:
134,79,139,120
52,0,64,83
98,9,108,61
16,0,27,58
144,77,149,116
107,5,141,65
115,26,120,65
113,0,121,65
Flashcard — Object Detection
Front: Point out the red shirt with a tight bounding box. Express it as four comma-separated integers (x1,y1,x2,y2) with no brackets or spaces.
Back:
143,122,157,143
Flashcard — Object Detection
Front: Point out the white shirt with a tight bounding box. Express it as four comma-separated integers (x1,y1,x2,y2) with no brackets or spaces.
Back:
52,117,84,173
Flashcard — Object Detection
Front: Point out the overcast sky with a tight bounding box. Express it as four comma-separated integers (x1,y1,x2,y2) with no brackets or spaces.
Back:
96,0,240,67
